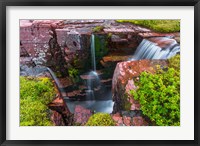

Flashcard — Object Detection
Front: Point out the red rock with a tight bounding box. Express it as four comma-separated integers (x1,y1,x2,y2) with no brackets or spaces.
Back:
51,110,65,126
112,60,168,113
112,113,121,121
131,103,140,110
74,105,92,125
147,37,178,49
123,116,131,126
52,97,64,104
132,116,149,126
138,32,179,38
117,118,124,126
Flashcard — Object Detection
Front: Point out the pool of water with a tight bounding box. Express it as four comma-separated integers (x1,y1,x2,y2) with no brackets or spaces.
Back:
65,99,114,113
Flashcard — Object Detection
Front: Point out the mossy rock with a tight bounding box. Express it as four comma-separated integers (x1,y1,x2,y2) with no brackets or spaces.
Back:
20,76,56,126
85,113,115,126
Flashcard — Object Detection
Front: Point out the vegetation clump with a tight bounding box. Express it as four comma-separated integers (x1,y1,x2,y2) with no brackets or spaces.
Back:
86,113,115,126
92,26,104,33
20,77,56,126
116,20,180,33
94,35,109,68
68,67,80,83
130,55,180,126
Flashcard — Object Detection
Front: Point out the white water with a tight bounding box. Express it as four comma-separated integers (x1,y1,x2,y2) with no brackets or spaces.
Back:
131,38,180,60
91,34,96,71
46,67,62,88
65,99,114,113
85,35,102,100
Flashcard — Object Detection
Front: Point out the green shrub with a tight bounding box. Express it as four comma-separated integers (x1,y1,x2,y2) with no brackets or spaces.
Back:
86,113,115,126
20,77,56,126
116,20,180,33
130,55,180,126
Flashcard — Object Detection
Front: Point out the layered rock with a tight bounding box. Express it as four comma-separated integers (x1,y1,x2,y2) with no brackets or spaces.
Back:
20,20,92,75
112,60,168,113
20,19,180,76
49,97,73,126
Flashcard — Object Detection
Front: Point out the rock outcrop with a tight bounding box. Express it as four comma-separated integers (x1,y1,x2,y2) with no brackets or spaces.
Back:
20,20,179,74
112,60,168,113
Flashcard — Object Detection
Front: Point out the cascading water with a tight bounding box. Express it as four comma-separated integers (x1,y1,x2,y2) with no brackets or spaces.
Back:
46,67,61,88
130,37,180,60
91,34,96,71
85,34,101,100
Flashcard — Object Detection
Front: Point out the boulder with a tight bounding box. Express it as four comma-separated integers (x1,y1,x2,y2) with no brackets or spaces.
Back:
112,60,168,113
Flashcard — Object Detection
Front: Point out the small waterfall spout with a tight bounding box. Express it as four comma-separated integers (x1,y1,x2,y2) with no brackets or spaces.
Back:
131,37,180,60
85,34,101,100
46,67,61,88
91,34,96,71
45,67,71,113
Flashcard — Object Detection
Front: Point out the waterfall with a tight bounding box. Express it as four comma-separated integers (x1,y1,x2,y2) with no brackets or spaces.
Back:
46,67,64,98
46,67,61,87
91,34,96,71
85,34,102,100
131,38,180,60
45,67,71,113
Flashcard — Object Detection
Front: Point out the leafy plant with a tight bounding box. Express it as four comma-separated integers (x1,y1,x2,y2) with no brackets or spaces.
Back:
85,113,116,126
20,77,56,126
116,20,180,33
130,55,180,126
68,67,80,83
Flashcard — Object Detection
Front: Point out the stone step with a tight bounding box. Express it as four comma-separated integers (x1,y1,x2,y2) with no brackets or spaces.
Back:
100,54,132,68
100,78,112,85
80,70,103,80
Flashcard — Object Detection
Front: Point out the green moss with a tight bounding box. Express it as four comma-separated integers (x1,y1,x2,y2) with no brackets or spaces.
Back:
130,55,180,126
92,26,104,33
68,67,80,83
94,34,109,68
116,20,180,33
168,54,180,70
20,76,56,126
107,33,112,39
86,113,115,126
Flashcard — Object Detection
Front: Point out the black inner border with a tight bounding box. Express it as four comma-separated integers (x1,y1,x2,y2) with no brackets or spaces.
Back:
0,0,199,146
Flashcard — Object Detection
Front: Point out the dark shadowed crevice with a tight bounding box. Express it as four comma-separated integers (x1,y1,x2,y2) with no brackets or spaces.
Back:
48,25,68,77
